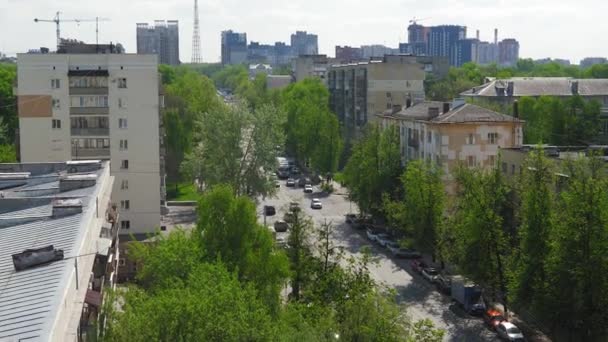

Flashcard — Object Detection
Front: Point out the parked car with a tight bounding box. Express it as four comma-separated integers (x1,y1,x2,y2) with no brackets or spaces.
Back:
264,205,276,216
291,167,300,175
304,184,313,193
277,169,290,179
275,235,288,248
286,178,296,187
387,243,422,259
435,274,452,295
311,198,322,209
483,309,506,330
366,229,380,242
298,177,310,187
353,216,373,230
410,260,428,274
274,220,288,232
289,201,300,211
421,267,440,283
496,321,525,341
375,234,392,247
345,213,357,224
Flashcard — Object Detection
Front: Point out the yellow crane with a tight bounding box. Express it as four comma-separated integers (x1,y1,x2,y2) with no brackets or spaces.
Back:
34,12,110,50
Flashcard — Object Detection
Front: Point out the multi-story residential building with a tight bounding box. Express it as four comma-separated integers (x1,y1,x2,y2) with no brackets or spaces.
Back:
221,30,247,65
407,23,430,55
0,160,119,341
136,20,180,65
335,45,363,63
580,57,607,69
454,38,479,66
500,145,594,179
498,39,519,66
247,41,294,66
461,77,608,142
327,55,426,139
476,41,499,65
16,47,164,237
291,31,318,56
360,45,400,59
293,54,331,83
378,100,523,189
428,25,467,66
535,58,571,66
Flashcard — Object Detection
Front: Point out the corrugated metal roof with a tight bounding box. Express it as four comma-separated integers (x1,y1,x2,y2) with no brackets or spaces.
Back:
461,77,608,97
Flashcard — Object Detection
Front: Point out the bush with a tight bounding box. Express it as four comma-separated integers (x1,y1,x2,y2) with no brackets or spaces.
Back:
321,182,334,194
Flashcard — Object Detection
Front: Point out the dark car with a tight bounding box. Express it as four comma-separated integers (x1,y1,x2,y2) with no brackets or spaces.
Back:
274,220,288,232
410,260,428,274
435,274,452,295
291,167,300,175
264,205,276,216
286,178,296,187
298,177,310,187
483,309,506,330
345,213,357,224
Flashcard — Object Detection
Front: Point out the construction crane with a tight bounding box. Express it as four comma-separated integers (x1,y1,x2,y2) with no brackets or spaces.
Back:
34,12,110,51
409,17,431,25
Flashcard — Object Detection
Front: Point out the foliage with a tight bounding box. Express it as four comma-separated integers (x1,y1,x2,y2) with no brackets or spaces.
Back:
343,124,402,216
165,182,199,201
281,78,342,174
212,64,249,91
181,102,286,198
0,63,17,143
0,144,16,163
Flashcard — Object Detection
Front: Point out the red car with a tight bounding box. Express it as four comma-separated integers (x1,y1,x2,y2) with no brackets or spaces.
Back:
410,260,428,274
483,309,506,330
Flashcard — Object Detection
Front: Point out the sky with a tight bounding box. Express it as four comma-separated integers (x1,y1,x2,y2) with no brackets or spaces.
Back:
1,0,607,64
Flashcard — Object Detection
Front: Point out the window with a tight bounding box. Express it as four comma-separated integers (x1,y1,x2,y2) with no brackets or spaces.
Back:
121,160,129,169
511,164,516,175
118,78,127,88
120,139,128,150
119,118,128,129
465,133,475,145
160,225,167,231
52,119,61,129
51,79,61,89
52,98,60,109
488,132,499,144
121,179,129,190
386,103,392,109
502,162,508,173
488,155,496,166
467,155,476,167
119,259,126,266
427,131,432,143
121,200,130,210
118,97,127,108
386,92,392,98
120,220,130,230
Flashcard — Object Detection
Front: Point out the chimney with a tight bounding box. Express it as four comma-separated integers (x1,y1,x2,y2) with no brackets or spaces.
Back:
406,98,412,108
428,107,440,119
52,199,83,218
391,104,402,114
507,81,514,96
513,100,519,118
494,28,498,45
443,102,451,114
476,30,480,40
571,80,579,95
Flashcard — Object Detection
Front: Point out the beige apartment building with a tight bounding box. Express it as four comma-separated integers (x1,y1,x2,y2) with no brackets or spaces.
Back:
17,50,164,236
379,100,523,190
328,55,426,140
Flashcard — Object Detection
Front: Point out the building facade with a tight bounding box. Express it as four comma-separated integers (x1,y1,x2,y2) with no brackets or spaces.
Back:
454,38,479,67
360,45,400,59
136,20,180,65
293,54,331,83
580,57,607,69
335,45,363,63
221,30,247,65
427,25,466,66
378,100,523,189
327,55,426,139
291,31,318,56
498,38,519,67
407,23,430,55
17,52,164,236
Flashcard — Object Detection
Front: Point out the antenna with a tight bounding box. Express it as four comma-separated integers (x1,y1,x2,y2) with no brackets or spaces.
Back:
191,0,202,63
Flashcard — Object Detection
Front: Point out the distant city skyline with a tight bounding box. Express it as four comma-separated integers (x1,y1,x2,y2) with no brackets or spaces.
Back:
1,0,606,64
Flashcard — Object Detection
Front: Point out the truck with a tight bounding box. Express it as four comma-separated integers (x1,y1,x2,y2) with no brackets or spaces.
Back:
451,275,485,315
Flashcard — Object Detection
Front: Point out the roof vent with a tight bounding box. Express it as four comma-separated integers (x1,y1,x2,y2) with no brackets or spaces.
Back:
12,245,64,271
507,81,514,96
452,98,466,109
66,160,102,174
52,198,83,217
428,107,440,118
571,80,579,95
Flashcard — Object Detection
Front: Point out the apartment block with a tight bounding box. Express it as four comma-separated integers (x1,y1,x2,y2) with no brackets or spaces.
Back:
378,100,523,190
0,160,118,341
291,31,318,56
16,50,164,236
136,20,180,65
293,54,332,83
327,55,426,139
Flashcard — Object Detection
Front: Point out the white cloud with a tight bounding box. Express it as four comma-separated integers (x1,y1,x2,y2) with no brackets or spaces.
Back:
0,0,606,63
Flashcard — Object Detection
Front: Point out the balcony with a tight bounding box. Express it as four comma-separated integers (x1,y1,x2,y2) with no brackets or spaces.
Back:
69,87,109,95
71,127,110,136
71,147,110,159
70,107,109,115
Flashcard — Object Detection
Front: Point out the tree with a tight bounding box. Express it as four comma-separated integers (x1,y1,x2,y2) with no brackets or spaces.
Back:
285,206,314,301
181,102,286,198
343,124,402,216
0,63,17,143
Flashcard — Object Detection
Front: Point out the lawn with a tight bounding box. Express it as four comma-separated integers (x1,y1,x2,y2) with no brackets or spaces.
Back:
166,182,200,201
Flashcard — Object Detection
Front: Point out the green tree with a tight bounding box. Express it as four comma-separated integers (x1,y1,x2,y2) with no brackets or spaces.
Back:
285,206,314,301
343,125,402,216
182,102,286,198
0,63,17,143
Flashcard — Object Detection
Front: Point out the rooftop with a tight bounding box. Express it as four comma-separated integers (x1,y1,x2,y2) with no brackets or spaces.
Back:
0,160,113,341
381,100,521,124
461,77,608,97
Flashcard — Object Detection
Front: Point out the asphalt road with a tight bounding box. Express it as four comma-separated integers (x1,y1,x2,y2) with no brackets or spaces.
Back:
259,181,499,342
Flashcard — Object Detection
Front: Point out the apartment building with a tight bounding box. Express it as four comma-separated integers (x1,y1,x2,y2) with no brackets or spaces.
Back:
136,20,180,65
0,160,118,341
221,30,247,65
293,54,332,83
291,31,318,56
327,55,426,139
378,100,523,188
16,50,164,236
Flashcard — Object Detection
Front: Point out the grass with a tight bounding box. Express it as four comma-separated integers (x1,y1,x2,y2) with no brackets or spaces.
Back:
166,182,200,201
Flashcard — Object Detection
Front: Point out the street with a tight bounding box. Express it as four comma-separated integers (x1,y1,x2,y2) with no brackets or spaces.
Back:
259,181,498,342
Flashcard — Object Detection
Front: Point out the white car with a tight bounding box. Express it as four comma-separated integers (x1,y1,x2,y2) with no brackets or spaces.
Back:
304,184,313,193
421,267,440,283
310,198,322,209
496,321,525,341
